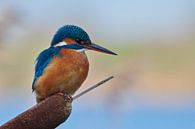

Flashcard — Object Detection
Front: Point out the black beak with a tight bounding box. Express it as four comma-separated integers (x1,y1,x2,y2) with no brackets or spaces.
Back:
84,43,117,55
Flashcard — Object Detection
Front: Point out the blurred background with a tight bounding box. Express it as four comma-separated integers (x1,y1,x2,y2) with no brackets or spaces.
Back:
0,0,195,129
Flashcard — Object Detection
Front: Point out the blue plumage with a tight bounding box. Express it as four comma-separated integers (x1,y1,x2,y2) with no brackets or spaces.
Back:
51,25,91,47
32,44,84,91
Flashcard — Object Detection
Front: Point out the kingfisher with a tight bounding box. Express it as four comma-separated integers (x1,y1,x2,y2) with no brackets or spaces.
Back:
32,25,117,103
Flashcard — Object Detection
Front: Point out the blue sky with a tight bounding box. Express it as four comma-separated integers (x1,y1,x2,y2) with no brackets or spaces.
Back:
0,0,194,42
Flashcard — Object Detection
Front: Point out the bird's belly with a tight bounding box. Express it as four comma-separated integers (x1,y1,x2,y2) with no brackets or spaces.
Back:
35,50,89,102
57,67,87,94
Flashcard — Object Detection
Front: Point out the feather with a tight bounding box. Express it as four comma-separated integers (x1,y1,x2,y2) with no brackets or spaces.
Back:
32,47,61,91
32,44,85,91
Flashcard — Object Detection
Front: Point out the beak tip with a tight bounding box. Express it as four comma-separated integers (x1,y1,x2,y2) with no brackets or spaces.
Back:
111,52,118,55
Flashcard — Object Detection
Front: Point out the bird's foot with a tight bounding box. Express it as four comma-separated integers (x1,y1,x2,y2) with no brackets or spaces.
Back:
57,92,65,96
57,92,73,102
64,94,73,102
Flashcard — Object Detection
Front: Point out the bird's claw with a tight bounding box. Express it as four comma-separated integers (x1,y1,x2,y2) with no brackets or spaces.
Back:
64,94,73,102
57,92,65,96
57,92,73,102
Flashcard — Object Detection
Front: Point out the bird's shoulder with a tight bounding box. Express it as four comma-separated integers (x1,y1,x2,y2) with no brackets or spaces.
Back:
32,47,61,91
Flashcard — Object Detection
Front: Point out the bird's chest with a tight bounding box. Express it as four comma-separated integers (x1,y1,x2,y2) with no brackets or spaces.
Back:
36,49,89,96
56,49,89,87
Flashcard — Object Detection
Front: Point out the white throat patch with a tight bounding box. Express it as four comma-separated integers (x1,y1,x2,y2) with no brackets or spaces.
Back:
54,41,67,47
75,48,87,52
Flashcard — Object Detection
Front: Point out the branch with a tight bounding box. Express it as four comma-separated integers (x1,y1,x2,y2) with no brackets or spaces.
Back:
0,76,114,129
0,94,72,129
73,76,114,100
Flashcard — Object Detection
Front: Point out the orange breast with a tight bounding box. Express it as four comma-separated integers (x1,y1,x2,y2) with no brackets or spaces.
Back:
35,48,89,102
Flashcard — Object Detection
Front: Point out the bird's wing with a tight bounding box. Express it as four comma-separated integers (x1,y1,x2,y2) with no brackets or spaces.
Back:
32,47,61,91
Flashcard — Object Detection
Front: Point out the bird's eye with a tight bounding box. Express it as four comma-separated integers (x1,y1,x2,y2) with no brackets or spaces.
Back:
75,38,81,43
80,41,86,45
76,38,88,45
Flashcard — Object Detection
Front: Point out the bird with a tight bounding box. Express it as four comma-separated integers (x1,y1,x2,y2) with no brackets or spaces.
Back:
32,25,117,103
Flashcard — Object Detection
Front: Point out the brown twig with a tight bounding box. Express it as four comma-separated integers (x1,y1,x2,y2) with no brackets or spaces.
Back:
73,76,114,100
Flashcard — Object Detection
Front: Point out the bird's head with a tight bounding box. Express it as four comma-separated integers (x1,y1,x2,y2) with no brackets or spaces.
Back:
51,25,117,55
